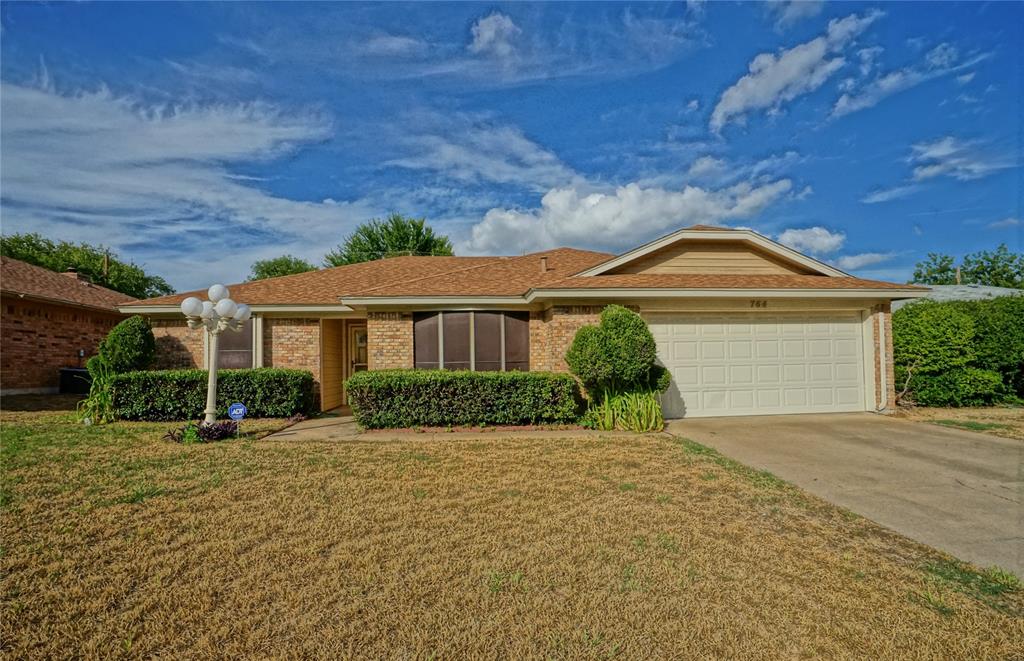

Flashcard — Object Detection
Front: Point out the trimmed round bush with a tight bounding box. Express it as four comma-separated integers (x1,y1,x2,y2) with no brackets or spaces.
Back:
566,304,664,393
99,315,155,373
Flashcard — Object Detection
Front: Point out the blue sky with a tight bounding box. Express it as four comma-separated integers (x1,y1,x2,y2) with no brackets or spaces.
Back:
1,1,1020,291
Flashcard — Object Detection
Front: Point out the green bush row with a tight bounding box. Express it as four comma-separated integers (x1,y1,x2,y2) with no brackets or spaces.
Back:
345,369,583,428
893,296,1024,407
111,368,316,421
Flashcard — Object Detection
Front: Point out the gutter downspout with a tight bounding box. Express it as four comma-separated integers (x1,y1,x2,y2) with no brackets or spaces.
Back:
876,306,888,412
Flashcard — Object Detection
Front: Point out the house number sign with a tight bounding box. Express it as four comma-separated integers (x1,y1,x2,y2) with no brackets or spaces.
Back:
749,299,768,308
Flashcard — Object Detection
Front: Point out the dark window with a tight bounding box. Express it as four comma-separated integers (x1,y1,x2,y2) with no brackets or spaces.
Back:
474,312,503,371
218,319,253,369
413,311,530,372
442,312,471,370
504,312,529,371
414,313,439,369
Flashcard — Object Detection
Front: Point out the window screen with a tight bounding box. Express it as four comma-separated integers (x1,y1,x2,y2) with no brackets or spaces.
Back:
473,312,503,371
442,312,471,370
218,319,253,369
414,313,440,369
503,312,529,371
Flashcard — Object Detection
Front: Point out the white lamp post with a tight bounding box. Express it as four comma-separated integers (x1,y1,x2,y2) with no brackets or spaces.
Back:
180,284,252,425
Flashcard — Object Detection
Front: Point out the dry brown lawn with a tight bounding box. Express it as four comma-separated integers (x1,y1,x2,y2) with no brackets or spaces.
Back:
2,407,1022,659
895,405,1024,441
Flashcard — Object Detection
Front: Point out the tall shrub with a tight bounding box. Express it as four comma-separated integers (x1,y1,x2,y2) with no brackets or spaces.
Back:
961,297,1024,397
892,299,1017,406
98,315,156,373
565,305,669,431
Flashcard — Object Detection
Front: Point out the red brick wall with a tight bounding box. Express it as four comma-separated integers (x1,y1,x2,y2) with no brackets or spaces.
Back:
1,295,125,392
367,312,413,370
263,317,322,401
872,303,896,410
150,319,204,369
529,305,604,372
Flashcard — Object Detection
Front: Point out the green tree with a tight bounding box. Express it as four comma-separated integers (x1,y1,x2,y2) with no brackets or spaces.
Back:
910,253,957,285
0,233,173,299
323,213,454,266
910,245,1023,288
248,255,317,281
961,245,1024,289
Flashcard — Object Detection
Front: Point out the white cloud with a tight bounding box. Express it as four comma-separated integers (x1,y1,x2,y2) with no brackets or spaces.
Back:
710,11,881,132
468,13,521,60
909,136,1013,182
833,252,895,270
461,179,793,254
0,82,380,290
363,35,428,57
857,46,884,76
861,184,920,204
686,155,727,178
777,226,845,255
988,217,1021,229
384,114,578,192
685,99,700,112
832,44,991,118
766,0,824,30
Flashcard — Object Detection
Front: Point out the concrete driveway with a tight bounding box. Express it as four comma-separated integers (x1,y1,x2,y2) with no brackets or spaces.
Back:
667,413,1023,576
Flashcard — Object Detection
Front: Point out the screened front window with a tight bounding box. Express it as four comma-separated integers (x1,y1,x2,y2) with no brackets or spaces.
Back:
217,319,254,368
413,311,529,371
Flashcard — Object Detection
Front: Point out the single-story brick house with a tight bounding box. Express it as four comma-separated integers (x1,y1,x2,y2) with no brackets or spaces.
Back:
121,225,927,418
2,256,135,395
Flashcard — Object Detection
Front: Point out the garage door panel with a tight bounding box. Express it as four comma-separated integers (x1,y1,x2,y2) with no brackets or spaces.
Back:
647,312,866,418
672,341,698,360
728,340,753,359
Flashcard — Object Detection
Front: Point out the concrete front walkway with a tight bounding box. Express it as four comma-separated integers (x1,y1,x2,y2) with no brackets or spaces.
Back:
263,415,638,442
667,412,1024,576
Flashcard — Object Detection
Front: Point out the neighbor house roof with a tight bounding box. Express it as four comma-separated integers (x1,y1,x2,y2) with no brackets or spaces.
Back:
1,256,136,312
890,284,1023,310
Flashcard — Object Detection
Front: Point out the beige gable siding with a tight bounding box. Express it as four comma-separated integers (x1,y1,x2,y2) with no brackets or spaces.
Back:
606,240,815,275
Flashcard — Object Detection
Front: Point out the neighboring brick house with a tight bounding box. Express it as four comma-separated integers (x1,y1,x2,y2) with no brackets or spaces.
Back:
1,257,135,395
122,225,926,417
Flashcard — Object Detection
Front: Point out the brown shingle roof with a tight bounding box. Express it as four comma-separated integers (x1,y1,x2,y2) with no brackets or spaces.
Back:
124,245,922,309
1,257,136,311
125,249,614,307
537,273,925,291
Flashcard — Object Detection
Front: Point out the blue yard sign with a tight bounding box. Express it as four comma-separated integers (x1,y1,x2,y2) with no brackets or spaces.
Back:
228,403,247,421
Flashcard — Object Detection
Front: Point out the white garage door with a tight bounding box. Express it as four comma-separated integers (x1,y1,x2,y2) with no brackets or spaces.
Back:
645,312,866,418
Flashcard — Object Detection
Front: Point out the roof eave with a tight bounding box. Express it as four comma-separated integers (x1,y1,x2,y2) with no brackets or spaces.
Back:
3,289,129,314
525,287,929,301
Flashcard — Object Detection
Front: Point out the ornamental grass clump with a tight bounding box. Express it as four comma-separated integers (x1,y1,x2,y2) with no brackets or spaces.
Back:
566,305,670,432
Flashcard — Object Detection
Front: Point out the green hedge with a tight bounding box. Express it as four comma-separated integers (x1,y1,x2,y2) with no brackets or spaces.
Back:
893,297,1024,406
111,368,315,421
345,369,583,428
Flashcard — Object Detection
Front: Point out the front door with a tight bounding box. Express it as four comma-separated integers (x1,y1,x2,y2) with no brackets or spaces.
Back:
349,325,368,373
343,324,368,406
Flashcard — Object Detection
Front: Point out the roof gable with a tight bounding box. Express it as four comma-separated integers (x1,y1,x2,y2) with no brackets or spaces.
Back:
575,226,847,278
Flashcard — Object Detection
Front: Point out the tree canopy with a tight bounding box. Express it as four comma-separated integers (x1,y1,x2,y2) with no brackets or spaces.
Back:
911,244,1024,288
323,213,453,266
248,255,317,281
0,233,174,299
